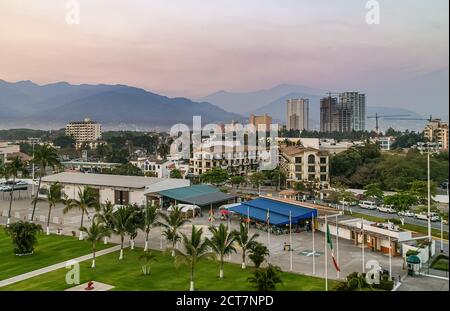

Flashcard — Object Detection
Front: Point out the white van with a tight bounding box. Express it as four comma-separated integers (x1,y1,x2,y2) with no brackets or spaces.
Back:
359,201,378,210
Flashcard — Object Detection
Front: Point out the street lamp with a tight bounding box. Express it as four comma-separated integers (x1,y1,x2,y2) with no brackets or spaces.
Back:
417,142,439,259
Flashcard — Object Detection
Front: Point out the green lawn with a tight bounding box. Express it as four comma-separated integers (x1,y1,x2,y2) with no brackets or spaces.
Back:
345,212,449,240
431,255,449,271
0,228,112,281
0,248,339,291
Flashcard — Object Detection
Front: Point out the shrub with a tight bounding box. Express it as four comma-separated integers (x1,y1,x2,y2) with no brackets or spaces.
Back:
406,250,419,257
5,221,43,255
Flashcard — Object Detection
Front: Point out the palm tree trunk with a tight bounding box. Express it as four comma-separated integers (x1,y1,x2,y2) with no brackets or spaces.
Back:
190,263,195,291
144,230,149,251
46,204,52,235
220,258,224,279
79,211,85,240
31,175,42,222
242,250,246,269
119,235,124,260
172,240,176,257
7,175,16,226
91,245,96,268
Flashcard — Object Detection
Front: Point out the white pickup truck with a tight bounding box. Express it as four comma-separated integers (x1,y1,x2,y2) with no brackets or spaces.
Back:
377,205,397,214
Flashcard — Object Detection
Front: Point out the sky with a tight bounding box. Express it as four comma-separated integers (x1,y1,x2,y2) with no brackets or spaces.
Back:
0,0,448,99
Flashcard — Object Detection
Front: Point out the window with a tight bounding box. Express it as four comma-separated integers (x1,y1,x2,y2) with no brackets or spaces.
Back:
320,157,327,164
308,174,316,181
295,165,303,172
295,157,302,164
296,174,302,180
320,166,327,173
308,155,315,164
308,165,315,173
320,174,327,182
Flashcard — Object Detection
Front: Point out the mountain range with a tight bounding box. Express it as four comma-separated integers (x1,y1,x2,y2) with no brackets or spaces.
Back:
1,77,446,132
0,80,244,130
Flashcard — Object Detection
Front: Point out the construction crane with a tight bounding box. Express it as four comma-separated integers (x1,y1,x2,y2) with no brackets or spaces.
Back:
367,113,411,133
383,115,434,122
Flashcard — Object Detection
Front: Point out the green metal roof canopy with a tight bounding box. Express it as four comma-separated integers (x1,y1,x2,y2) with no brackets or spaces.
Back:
158,185,235,206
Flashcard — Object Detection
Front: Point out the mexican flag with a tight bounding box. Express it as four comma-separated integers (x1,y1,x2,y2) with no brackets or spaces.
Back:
327,224,340,272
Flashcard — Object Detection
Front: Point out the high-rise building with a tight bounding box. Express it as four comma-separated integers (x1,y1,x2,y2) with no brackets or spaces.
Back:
332,104,353,133
249,114,272,131
66,118,102,149
339,92,366,131
424,118,449,150
286,98,309,131
320,96,337,132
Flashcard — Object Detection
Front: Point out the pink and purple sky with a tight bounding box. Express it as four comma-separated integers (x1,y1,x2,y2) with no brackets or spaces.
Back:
0,0,448,98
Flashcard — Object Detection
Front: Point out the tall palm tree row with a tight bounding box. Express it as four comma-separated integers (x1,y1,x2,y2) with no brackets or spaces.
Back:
94,201,115,244
34,182,64,235
81,219,111,268
143,202,159,251
111,205,136,260
232,222,260,269
63,186,98,240
159,205,188,257
207,223,236,278
5,156,25,226
31,144,60,222
174,225,214,291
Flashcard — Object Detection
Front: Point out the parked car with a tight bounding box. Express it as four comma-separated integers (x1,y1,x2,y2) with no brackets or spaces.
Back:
378,205,396,214
415,213,428,221
359,201,378,210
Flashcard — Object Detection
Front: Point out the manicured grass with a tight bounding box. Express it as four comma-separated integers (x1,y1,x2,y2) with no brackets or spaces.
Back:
431,255,449,271
1,248,339,291
345,212,449,240
0,227,112,281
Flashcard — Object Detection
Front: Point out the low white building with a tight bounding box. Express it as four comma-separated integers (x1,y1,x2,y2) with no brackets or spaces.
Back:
130,157,169,178
0,142,20,163
41,172,190,206
316,216,412,255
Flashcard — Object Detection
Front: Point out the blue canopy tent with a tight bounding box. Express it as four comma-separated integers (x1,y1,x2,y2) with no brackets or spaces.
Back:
228,197,318,226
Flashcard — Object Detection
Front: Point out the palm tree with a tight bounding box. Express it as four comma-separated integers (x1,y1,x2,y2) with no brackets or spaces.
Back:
111,205,135,260
63,186,98,240
174,225,214,291
248,242,270,268
232,222,259,269
207,224,236,279
81,219,111,268
143,203,159,251
94,201,115,244
159,205,189,256
31,144,60,221
247,264,283,291
139,251,158,275
5,156,24,226
33,182,63,235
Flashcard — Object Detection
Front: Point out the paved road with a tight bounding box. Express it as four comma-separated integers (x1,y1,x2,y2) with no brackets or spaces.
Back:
347,205,449,232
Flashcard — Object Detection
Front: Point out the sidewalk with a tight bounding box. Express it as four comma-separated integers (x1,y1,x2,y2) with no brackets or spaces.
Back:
0,245,121,288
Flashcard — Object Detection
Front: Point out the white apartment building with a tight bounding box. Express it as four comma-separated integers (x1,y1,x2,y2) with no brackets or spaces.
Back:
131,157,169,178
65,118,102,149
279,145,330,186
286,98,309,131
190,141,268,176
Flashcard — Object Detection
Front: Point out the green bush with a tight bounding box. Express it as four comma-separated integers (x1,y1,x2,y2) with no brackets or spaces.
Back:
5,221,43,255
388,218,402,225
406,250,419,257
373,279,394,291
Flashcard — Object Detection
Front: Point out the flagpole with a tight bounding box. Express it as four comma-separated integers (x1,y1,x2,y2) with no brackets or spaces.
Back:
247,206,250,231
267,208,271,264
388,235,392,280
289,211,293,271
336,214,340,279
312,214,315,275
325,217,328,291
361,218,365,273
